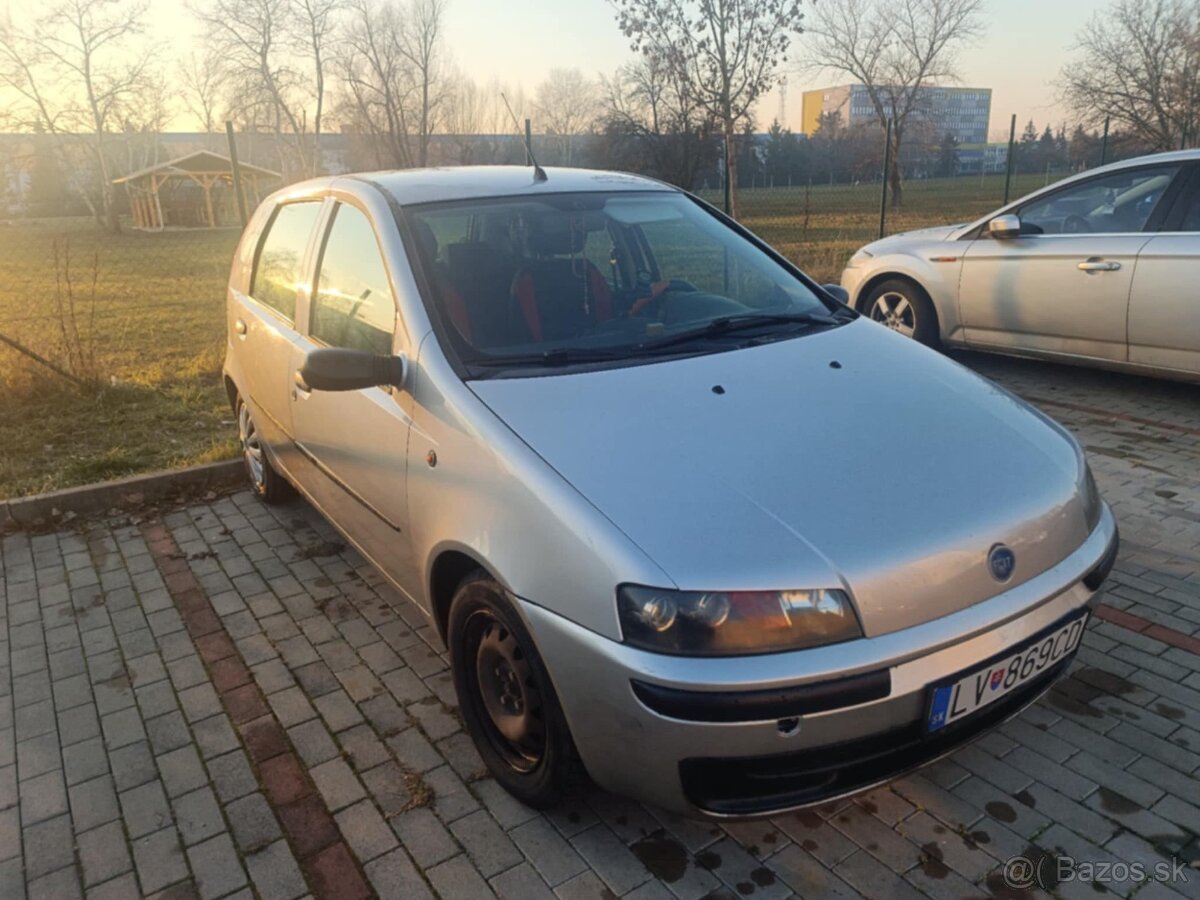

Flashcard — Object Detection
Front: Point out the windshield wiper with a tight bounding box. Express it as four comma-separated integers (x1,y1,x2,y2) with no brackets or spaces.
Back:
640,310,844,351
467,347,634,368
466,310,850,374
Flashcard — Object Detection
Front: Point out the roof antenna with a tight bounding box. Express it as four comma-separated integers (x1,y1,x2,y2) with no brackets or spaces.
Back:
501,92,547,183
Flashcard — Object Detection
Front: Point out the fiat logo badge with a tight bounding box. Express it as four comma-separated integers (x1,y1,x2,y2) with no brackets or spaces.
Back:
988,544,1016,582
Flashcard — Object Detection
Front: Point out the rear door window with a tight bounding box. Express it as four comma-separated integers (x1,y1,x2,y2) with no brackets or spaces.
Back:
251,201,323,322
310,203,396,355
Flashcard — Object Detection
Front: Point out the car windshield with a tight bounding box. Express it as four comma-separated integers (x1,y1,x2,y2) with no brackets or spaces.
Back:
405,191,839,373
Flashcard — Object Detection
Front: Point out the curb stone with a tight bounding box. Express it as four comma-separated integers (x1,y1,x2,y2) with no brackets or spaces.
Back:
0,458,243,529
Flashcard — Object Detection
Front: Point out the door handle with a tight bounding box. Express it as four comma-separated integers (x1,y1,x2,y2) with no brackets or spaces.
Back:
1078,259,1121,272
292,370,311,398
234,319,247,335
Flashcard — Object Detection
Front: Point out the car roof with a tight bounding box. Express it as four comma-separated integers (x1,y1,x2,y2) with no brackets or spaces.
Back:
354,166,676,206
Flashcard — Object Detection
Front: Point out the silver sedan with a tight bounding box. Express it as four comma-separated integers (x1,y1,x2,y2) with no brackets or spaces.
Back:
841,150,1200,381
224,166,1117,818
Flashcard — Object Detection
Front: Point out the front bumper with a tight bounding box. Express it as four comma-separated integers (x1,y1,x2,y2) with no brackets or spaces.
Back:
839,262,870,308
522,504,1117,818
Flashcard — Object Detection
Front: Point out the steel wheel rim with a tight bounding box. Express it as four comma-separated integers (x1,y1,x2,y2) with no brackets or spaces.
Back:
870,291,917,338
468,611,545,772
238,402,265,489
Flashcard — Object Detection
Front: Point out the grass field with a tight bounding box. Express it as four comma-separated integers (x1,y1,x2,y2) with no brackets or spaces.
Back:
0,220,242,498
704,171,1051,282
0,173,1050,498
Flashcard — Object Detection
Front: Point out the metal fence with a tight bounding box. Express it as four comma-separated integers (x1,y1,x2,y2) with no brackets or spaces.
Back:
0,131,1161,497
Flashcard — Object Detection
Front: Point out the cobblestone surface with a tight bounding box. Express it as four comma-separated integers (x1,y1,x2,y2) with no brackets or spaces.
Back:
2,352,1199,899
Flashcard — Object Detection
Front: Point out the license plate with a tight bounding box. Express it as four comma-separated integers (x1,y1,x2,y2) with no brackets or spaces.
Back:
927,611,1089,732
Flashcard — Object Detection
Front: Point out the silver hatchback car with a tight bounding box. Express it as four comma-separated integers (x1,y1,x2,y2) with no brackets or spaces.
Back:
224,167,1118,818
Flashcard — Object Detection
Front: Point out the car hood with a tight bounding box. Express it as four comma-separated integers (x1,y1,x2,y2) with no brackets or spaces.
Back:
867,223,965,253
469,320,1091,637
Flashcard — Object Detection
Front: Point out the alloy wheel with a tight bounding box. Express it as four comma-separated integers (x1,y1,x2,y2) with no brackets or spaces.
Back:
870,291,917,338
237,402,266,490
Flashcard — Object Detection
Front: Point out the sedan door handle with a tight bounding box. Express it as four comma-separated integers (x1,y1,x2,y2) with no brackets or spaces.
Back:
1078,259,1121,272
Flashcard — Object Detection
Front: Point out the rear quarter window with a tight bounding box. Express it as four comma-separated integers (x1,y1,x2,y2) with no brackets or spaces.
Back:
251,201,323,321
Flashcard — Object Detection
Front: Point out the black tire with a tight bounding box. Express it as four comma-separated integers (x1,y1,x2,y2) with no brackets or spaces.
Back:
235,396,294,504
862,278,940,347
448,574,574,808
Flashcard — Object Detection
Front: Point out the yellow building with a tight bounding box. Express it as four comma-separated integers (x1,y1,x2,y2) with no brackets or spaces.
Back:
800,84,991,144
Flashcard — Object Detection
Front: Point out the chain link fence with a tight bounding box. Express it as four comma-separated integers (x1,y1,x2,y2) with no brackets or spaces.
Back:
0,218,241,497
0,131,1160,497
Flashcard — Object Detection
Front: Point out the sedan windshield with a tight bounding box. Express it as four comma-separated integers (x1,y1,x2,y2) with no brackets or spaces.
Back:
405,191,841,373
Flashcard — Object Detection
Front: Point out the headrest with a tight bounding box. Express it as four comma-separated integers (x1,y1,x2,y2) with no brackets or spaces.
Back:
410,219,438,263
526,215,587,256
445,241,507,273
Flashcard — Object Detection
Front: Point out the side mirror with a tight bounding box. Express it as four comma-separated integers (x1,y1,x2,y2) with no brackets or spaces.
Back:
988,214,1023,239
822,284,851,304
299,347,407,392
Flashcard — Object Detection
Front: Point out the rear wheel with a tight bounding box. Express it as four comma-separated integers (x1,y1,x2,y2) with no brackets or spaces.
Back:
863,278,940,347
236,397,293,504
448,575,574,807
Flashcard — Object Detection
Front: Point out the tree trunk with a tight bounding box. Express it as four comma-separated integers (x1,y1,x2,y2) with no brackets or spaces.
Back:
724,119,739,220
888,128,904,208
419,79,429,167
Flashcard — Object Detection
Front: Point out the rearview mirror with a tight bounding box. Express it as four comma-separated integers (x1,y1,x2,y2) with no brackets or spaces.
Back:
299,347,407,392
988,214,1022,239
822,284,851,304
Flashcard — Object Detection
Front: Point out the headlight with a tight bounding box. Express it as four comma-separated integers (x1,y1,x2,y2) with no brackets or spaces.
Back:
617,585,863,656
846,248,874,268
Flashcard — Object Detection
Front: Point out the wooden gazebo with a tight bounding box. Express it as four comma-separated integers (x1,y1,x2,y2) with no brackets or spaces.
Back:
113,150,281,230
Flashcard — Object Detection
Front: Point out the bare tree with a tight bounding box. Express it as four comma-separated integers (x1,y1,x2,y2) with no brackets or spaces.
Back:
400,0,447,167
0,0,153,229
288,0,339,173
120,69,172,171
613,0,802,218
600,57,716,187
534,68,599,163
801,0,985,206
1061,0,1200,152
335,0,417,168
192,0,333,176
333,0,449,169
178,49,228,134
443,73,488,163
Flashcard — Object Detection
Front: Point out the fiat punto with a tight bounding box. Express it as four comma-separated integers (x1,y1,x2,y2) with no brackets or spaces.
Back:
223,166,1117,817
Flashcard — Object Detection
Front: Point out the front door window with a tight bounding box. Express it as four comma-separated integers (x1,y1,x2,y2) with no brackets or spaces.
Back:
1017,166,1179,235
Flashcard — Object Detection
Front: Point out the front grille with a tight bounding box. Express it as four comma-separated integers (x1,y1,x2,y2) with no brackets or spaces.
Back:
631,669,891,723
679,657,1070,816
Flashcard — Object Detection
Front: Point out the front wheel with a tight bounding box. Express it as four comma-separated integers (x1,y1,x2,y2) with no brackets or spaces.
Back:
448,575,575,807
863,278,940,347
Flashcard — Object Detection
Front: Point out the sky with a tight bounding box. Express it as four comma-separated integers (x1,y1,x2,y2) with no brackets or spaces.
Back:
14,0,1109,137
433,0,1106,138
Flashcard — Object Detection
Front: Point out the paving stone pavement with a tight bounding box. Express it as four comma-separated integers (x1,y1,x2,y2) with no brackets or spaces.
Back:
2,351,1199,900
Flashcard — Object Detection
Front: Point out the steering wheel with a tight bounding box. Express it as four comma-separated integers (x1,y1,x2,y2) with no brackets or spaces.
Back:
629,278,699,318
1062,214,1093,234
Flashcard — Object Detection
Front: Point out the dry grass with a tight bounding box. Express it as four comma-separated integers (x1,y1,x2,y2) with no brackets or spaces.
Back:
0,220,241,498
0,173,1051,498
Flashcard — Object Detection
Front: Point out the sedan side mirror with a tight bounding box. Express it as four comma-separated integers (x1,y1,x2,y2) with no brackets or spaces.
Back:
988,214,1023,239
299,347,407,392
822,284,851,304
